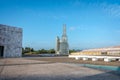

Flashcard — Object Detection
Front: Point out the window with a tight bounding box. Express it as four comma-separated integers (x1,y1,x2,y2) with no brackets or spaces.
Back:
101,52,107,55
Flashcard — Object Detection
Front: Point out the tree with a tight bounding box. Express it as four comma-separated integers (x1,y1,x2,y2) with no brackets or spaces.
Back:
69,49,76,53
24,47,31,53
22,47,56,55
31,48,34,52
48,49,55,53
22,47,25,54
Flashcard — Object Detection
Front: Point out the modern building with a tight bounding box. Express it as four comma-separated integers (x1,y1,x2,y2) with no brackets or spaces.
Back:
55,24,69,55
71,46,120,56
69,46,120,62
0,24,22,58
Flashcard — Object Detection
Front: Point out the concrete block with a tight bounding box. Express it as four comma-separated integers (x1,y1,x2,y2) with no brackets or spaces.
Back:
92,58,98,61
75,57,80,60
83,57,88,61
104,58,111,62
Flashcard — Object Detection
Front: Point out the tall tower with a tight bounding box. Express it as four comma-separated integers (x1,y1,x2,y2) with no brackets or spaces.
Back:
55,24,69,55
60,24,69,55
62,24,67,42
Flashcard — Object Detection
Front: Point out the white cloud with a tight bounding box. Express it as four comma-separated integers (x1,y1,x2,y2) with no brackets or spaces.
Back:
70,0,120,18
100,3,120,17
77,1,120,18
69,27,76,31
69,26,87,31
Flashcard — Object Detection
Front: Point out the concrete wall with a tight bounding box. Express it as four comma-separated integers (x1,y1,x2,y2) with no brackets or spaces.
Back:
71,50,120,56
0,24,22,58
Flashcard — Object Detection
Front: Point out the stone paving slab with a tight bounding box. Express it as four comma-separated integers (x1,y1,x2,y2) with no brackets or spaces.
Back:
0,58,120,80
25,57,120,66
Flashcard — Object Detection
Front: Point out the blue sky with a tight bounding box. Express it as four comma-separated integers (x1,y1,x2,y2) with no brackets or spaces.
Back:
0,0,120,50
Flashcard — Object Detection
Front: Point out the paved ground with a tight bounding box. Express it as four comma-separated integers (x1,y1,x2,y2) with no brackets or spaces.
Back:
25,57,120,66
0,57,120,80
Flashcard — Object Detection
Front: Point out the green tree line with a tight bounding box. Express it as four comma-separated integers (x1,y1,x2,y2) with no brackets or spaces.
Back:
22,47,55,54
22,47,77,55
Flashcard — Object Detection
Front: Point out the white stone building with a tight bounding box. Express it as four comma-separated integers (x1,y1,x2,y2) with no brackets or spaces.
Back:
55,24,69,55
0,24,22,58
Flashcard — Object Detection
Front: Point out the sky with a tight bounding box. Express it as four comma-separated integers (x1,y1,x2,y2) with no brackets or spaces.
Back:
0,0,120,50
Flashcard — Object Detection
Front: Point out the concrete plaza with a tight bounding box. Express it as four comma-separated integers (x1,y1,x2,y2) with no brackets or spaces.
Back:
0,57,120,80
